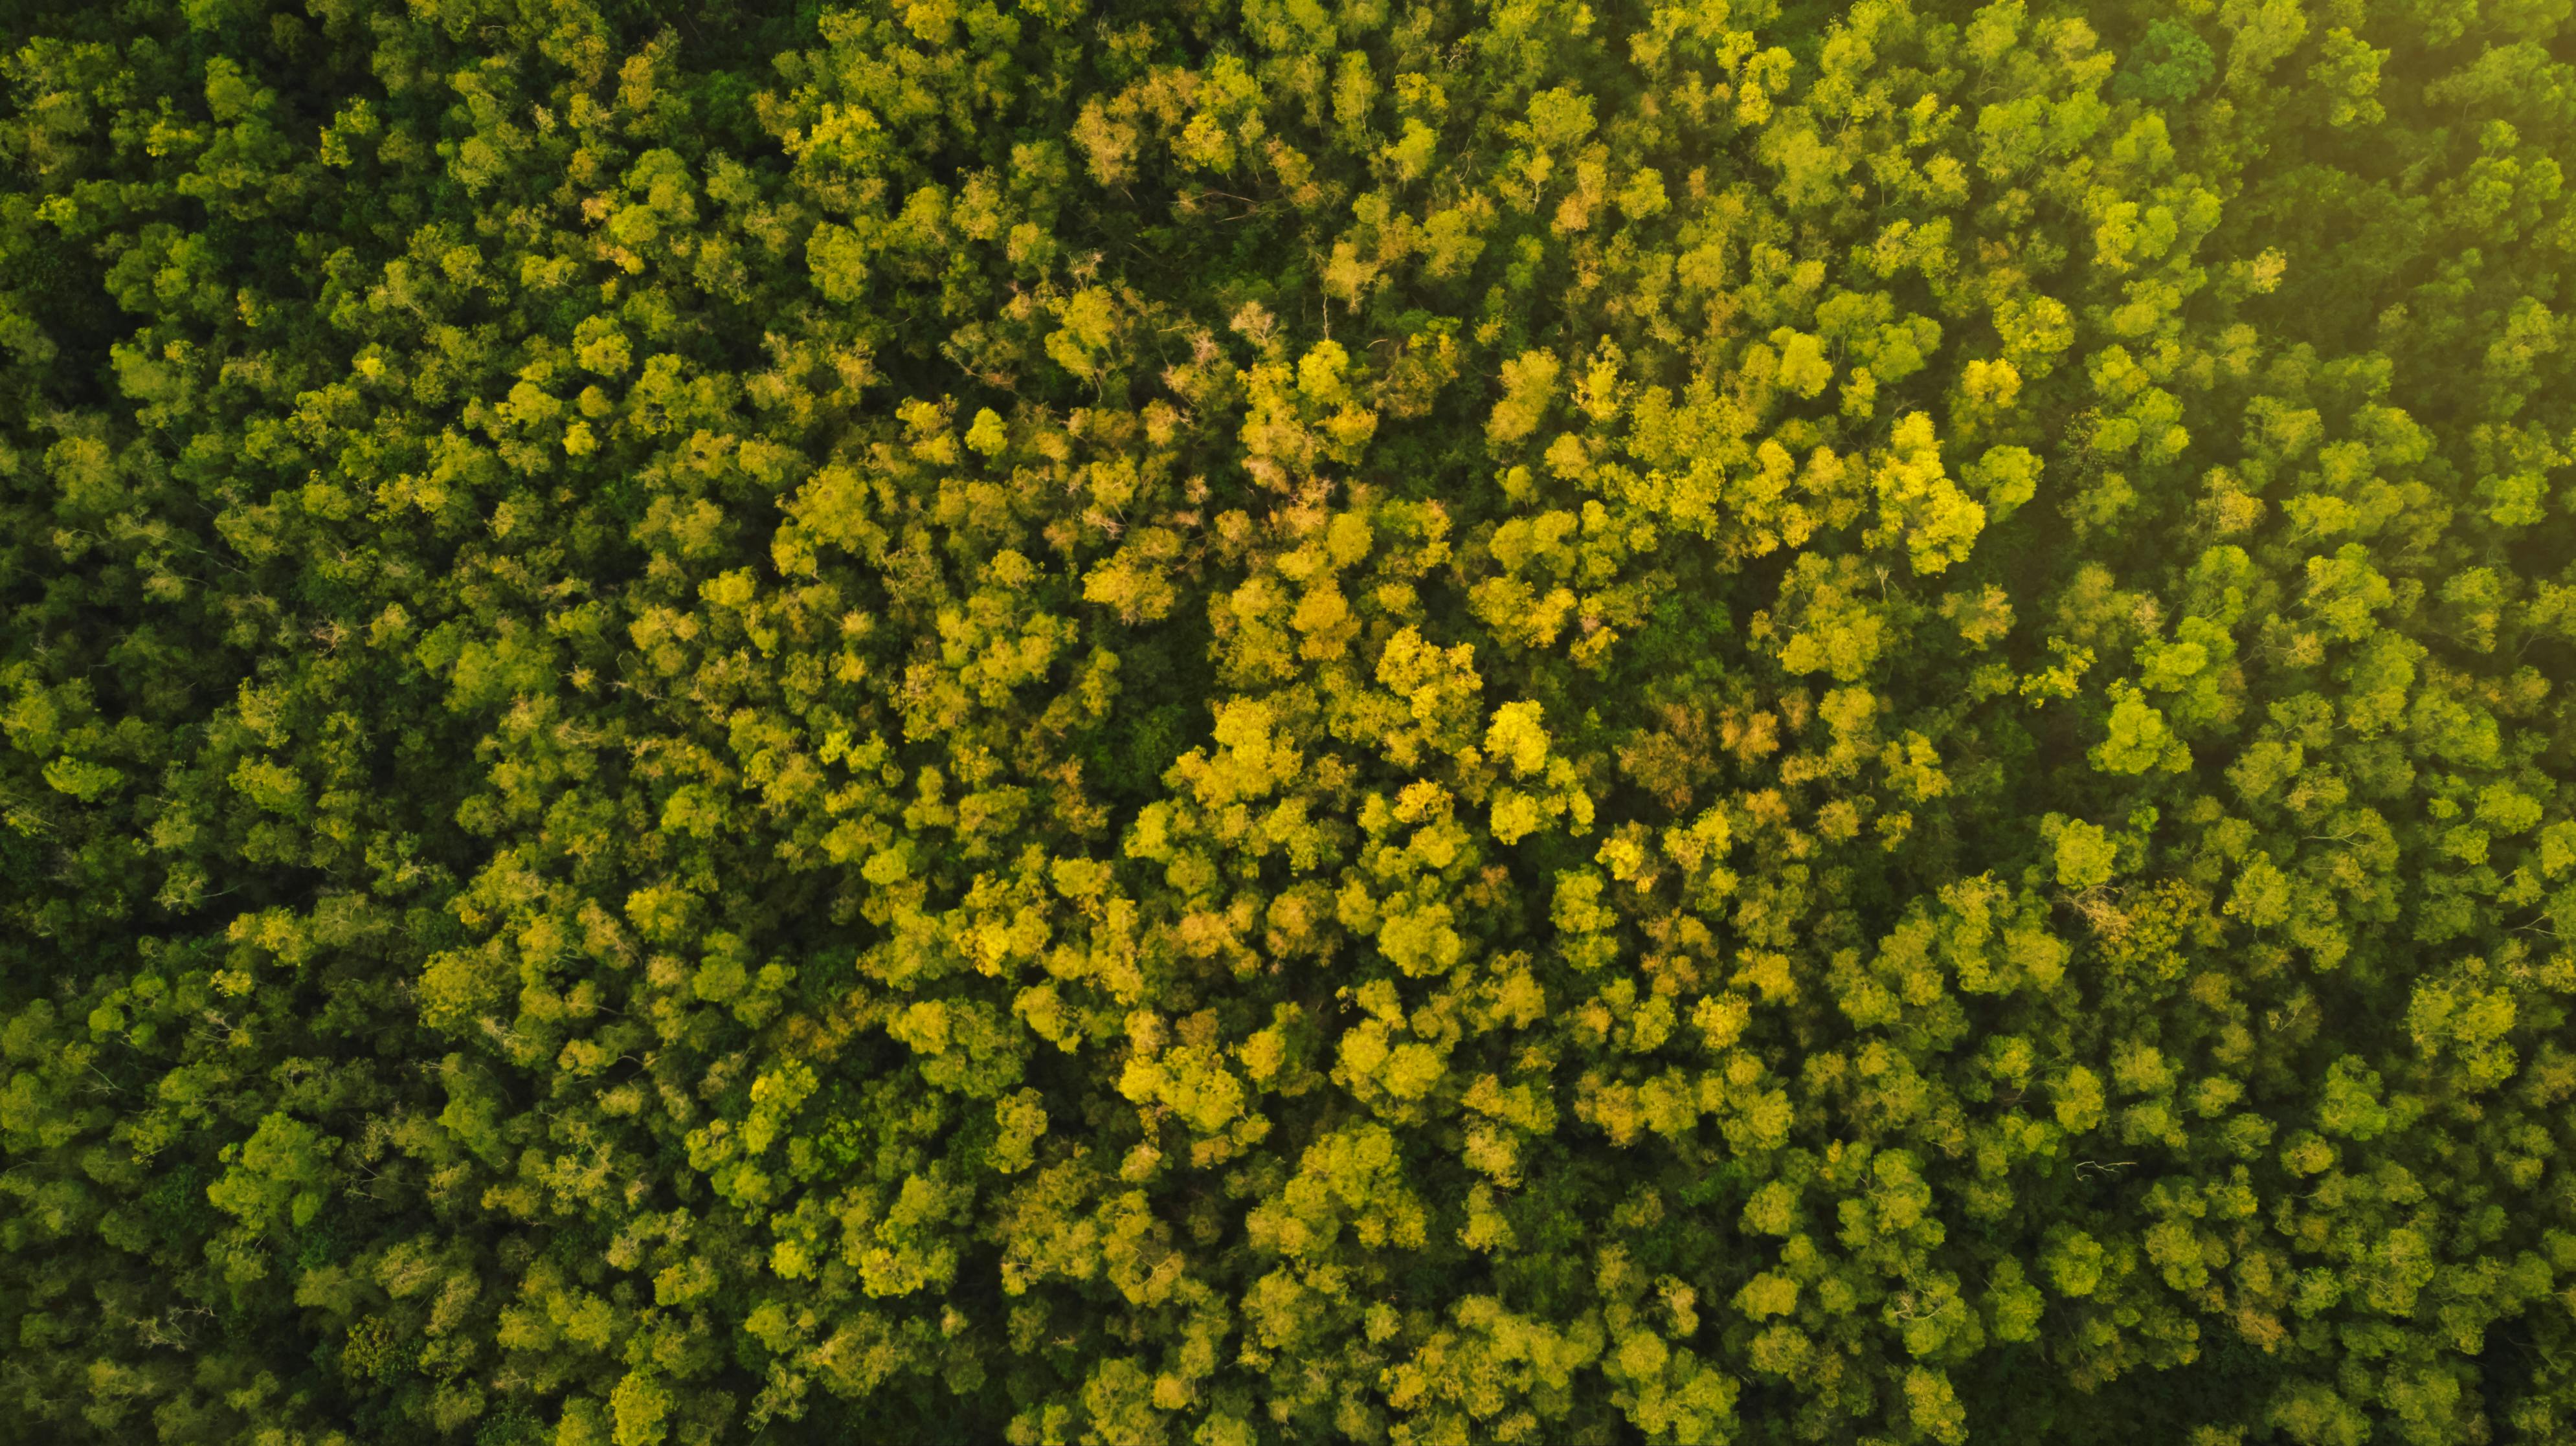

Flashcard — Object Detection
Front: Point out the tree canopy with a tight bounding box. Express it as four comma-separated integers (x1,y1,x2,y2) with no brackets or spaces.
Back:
3,0,2575,1442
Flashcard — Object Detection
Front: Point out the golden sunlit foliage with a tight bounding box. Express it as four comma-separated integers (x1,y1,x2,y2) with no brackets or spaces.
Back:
2,0,2574,1442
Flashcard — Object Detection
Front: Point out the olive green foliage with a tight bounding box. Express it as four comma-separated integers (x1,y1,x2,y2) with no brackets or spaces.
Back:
3,0,2574,1442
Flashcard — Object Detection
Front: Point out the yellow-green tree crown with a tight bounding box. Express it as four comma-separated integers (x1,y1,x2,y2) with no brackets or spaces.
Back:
2,1,2573,1443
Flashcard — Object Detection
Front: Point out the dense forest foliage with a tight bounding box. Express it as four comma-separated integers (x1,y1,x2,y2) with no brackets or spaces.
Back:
2,0,2573,1441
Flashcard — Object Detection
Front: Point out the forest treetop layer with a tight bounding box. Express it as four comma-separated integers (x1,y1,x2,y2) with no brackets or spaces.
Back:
3,0,2574,1443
